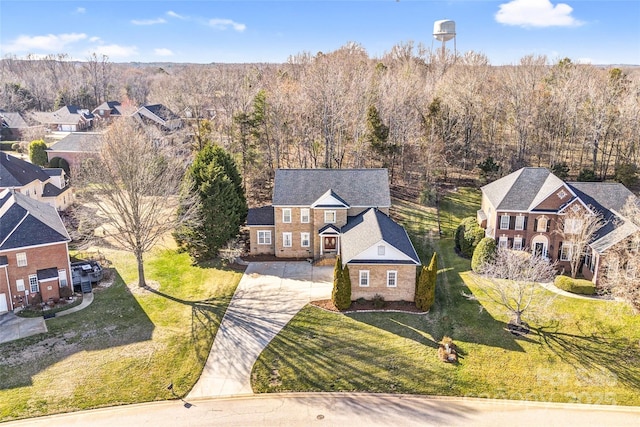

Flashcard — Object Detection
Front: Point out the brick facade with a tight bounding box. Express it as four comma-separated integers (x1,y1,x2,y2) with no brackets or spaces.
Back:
0,242,71,312
349,264,417,302
248,226,276,255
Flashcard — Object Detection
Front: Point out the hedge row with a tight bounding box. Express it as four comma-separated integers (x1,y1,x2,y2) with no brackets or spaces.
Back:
554,275,596,295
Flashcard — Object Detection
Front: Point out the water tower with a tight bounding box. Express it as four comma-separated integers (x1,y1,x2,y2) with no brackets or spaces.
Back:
432,19,456,58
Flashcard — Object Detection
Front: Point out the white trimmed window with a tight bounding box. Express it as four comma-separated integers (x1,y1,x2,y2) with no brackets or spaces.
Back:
537,217,548,232
29,274,39,293
283,232,292,247
500,214,510,230
300,208,310,223
16,252,27,267
324,210,336,224
498,236,508,249
513,237,523,251
257,230,272,245
359,270,369,287
564,218,583,234
560,243,573,261
515,216,525,231
387,271,397,287
282,208,292,223
301,232,310,247
377,245,385,256
16,279,25,292
58,270,68,287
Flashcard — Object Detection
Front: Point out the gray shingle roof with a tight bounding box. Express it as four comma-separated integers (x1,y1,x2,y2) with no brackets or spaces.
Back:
0,110,28,128
0,153,51,187
0,189,70,250
341,208,420,264
272,169,391,207
247,205,274,226
481,168,566,211
34,105,94,125
48,132,102,153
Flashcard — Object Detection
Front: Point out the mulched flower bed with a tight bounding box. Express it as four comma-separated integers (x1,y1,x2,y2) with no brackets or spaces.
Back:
310,299,425,313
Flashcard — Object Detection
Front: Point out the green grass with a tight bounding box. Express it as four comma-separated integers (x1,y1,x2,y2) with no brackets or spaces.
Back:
252,188,640,406
0,248,243,422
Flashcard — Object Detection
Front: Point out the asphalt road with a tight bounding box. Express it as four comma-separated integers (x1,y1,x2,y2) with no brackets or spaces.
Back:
4,393,640,427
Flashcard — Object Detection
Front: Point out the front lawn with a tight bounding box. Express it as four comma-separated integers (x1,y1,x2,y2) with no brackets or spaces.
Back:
252,188,640,406
0,248,243,422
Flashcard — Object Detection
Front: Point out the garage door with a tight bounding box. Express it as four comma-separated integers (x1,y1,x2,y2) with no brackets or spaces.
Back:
0,293,7,313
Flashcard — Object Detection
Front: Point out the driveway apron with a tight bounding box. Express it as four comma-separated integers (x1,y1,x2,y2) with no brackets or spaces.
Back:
187,261,333,399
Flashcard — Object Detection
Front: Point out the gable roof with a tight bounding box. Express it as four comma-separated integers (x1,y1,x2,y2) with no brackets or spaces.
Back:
0,189,70,250
272,169,391,207
247,205,274,226
34,105,94,125
48,132,103,153
0,110,29,129
482,167,566,211
0,153,51,188
341,208,420,265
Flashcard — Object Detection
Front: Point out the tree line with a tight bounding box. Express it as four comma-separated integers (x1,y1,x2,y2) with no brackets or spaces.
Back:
2,44,639,199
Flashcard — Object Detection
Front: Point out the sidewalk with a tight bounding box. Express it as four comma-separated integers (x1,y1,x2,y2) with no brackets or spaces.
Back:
51,292,94,318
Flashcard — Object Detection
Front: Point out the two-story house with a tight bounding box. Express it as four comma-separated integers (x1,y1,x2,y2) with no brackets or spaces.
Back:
0,189,72,313
478,167,638,284
247,169,421,301
0,153,73,210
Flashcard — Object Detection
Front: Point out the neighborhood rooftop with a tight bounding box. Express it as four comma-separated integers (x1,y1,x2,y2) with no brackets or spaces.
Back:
1,153,52,187
272,169,391,207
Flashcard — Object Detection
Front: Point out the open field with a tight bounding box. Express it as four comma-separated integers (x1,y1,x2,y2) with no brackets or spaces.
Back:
252,188,640,406
0,248,243,422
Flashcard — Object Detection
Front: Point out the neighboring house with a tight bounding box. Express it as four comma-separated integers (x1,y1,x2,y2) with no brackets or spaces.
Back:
46,132,102,172
0,189,72,313
0,110,31,140
92,101,138,122
247,169,421,301
33,105,94,132
478,167,638,284
136,104,182,131
0,153,73,210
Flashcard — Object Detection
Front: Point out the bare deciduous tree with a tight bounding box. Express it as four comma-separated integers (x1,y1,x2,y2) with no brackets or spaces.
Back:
77,119,196,287
465,248,557,326
555,203,607,279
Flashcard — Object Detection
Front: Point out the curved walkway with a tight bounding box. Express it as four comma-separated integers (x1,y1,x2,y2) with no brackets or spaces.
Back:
51,292,94,318
539,281,614,301
187,261,333,399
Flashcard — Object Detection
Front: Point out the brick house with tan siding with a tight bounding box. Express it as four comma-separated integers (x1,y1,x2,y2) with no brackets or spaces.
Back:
46,132,102,174
478,167,638,284
0,189,72,313
247,169,420,301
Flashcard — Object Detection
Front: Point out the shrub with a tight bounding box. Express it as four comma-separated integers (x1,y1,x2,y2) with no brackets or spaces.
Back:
48,156,71,177
1,142,15,151
577,168,599,182
59,286,73,299
554,275,596,295
29,139,48,166
372,294,386,309
614,163,638,188
472,237,497,272
550,162,570,180
455,217,485,258
30,293,42,306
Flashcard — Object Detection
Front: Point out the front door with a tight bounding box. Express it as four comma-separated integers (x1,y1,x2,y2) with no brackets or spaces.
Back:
534,242,544,258
324,236,337,251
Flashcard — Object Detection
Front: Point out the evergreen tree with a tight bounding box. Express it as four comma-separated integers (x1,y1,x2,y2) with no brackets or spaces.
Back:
29,139,48,166
472,237,497,272
415,252,437,311
332,256,351,310
174,143,247,260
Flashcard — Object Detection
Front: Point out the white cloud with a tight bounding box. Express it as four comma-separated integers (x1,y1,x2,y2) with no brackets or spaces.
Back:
2,33,87,53
131,18,167,26
89,36,101,43
209,18,246,32
154,48,174,57
167,11,186,20
92,44,139,58
76,7,86,14
495,0,584,28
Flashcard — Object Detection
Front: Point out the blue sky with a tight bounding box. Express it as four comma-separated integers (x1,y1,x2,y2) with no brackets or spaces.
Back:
1,1,639,65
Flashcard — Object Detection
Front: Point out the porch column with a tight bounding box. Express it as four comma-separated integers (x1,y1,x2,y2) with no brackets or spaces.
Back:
320,235,323,256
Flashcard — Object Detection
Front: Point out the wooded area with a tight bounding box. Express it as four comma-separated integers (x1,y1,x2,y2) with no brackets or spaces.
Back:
2,44,639,200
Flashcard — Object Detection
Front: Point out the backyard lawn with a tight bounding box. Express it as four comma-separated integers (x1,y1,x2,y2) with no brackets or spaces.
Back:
0,248,243,422
252,187,640,406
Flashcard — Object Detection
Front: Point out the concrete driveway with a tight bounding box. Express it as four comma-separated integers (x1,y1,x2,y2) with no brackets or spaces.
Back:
0,312,47,345
188,261,333,399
